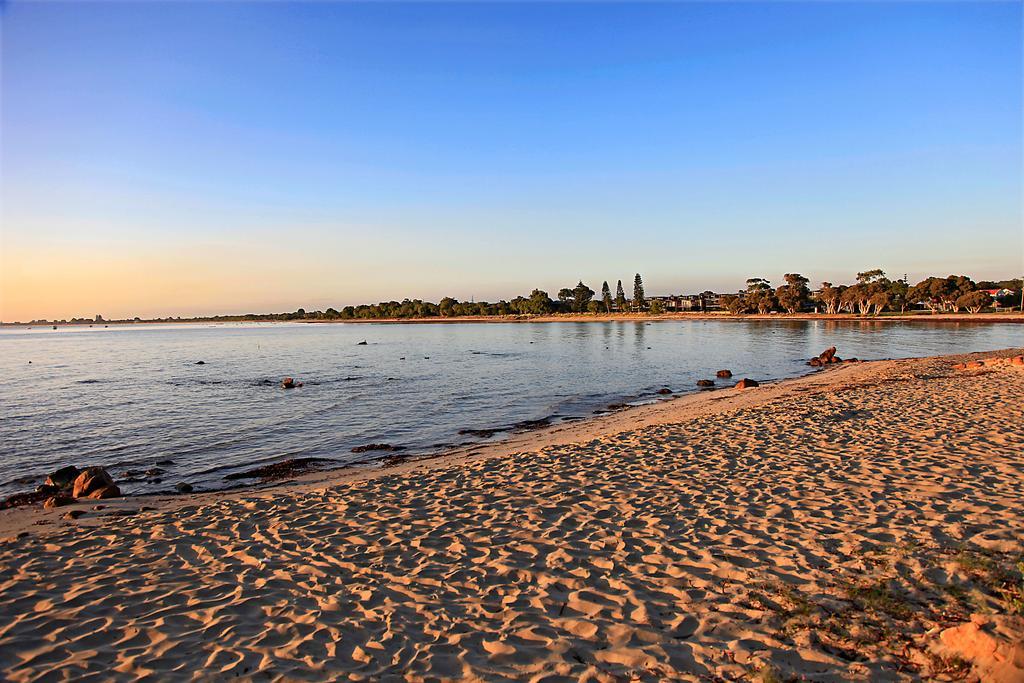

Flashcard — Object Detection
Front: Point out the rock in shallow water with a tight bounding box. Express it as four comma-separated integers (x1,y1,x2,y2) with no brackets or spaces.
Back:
735,378,760,389
87,485,120,500
72,467,117,499
45,466,80,490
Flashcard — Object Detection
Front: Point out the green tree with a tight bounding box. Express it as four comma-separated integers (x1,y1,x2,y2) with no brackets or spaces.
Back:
775,273,810,313
527,289,554,315
601,281,613,313
649,299,664,314
572,281,595,312
557,288,574,310
439,297,458,317
856,269,886,285
956,290,990,314
868,290,891,315
615,280,627,311
745,278,771,293
722,294,747,315
633,273,646,311
745,278,774,314
888,278,910,314
587,300,602,313
749,290,775,314
908,275,975,312
817,282,843,314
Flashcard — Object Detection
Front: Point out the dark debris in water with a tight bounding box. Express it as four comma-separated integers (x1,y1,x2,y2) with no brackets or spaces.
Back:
351,443,405,454
223,457,329,481
458,427,502,438
511,417,552,432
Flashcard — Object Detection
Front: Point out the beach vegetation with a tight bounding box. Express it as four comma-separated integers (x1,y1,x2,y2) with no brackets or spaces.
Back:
843,579,913,620
752,664,790,683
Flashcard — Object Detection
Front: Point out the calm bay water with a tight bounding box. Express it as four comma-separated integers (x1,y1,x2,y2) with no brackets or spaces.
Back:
1,320,1020,498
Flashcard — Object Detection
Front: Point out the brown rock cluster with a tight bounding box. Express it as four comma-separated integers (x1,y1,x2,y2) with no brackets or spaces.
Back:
735,378,759,389
808,346,844,367
2,465,122,511
72,467,120,500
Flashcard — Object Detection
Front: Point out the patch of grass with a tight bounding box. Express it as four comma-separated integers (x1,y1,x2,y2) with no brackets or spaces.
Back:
955,548,997,574
1002,561,1024,615
927,652,972,677
900,539,921,553
950,548,1024,614
943,582,969,602
843,579,913,620
777,585,815,618
752,664,791,683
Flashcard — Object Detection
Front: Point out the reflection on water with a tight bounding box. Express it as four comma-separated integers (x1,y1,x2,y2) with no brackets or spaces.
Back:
0,320,1020,497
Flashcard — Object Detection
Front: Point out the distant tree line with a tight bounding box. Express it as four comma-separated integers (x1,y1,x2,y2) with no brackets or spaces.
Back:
9,272,1020,326
721,272,1021,316
292,274,651,320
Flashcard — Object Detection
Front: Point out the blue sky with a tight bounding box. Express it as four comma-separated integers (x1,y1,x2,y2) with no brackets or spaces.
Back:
2,1,1021,319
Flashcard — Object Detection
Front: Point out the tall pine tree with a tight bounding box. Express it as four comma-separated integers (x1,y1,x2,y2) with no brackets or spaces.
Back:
633,273,646,310
601,281,613,313
615,280,627,311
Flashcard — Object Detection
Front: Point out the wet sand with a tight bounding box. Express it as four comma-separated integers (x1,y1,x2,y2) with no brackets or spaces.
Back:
1,349,1022,681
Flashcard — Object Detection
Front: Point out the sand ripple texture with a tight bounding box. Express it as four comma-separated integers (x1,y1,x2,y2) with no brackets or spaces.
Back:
1,351,1022,681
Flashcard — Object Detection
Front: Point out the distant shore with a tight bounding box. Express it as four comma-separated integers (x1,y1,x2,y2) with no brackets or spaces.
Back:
1,348,1022,681
302,310,1024,324
4,310,1024,328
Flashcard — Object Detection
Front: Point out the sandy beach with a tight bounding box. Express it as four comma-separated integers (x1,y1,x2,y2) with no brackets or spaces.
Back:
1,349,1022,681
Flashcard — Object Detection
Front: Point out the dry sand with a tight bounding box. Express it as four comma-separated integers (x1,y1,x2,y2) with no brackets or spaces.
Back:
1,350,1022,682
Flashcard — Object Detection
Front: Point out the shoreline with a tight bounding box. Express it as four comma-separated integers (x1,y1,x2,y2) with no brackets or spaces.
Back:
304,311,1024,324
0,343,884,526
1,347,1022,680
3,310,1024,328
0,356,823,506
1,347,1017,538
